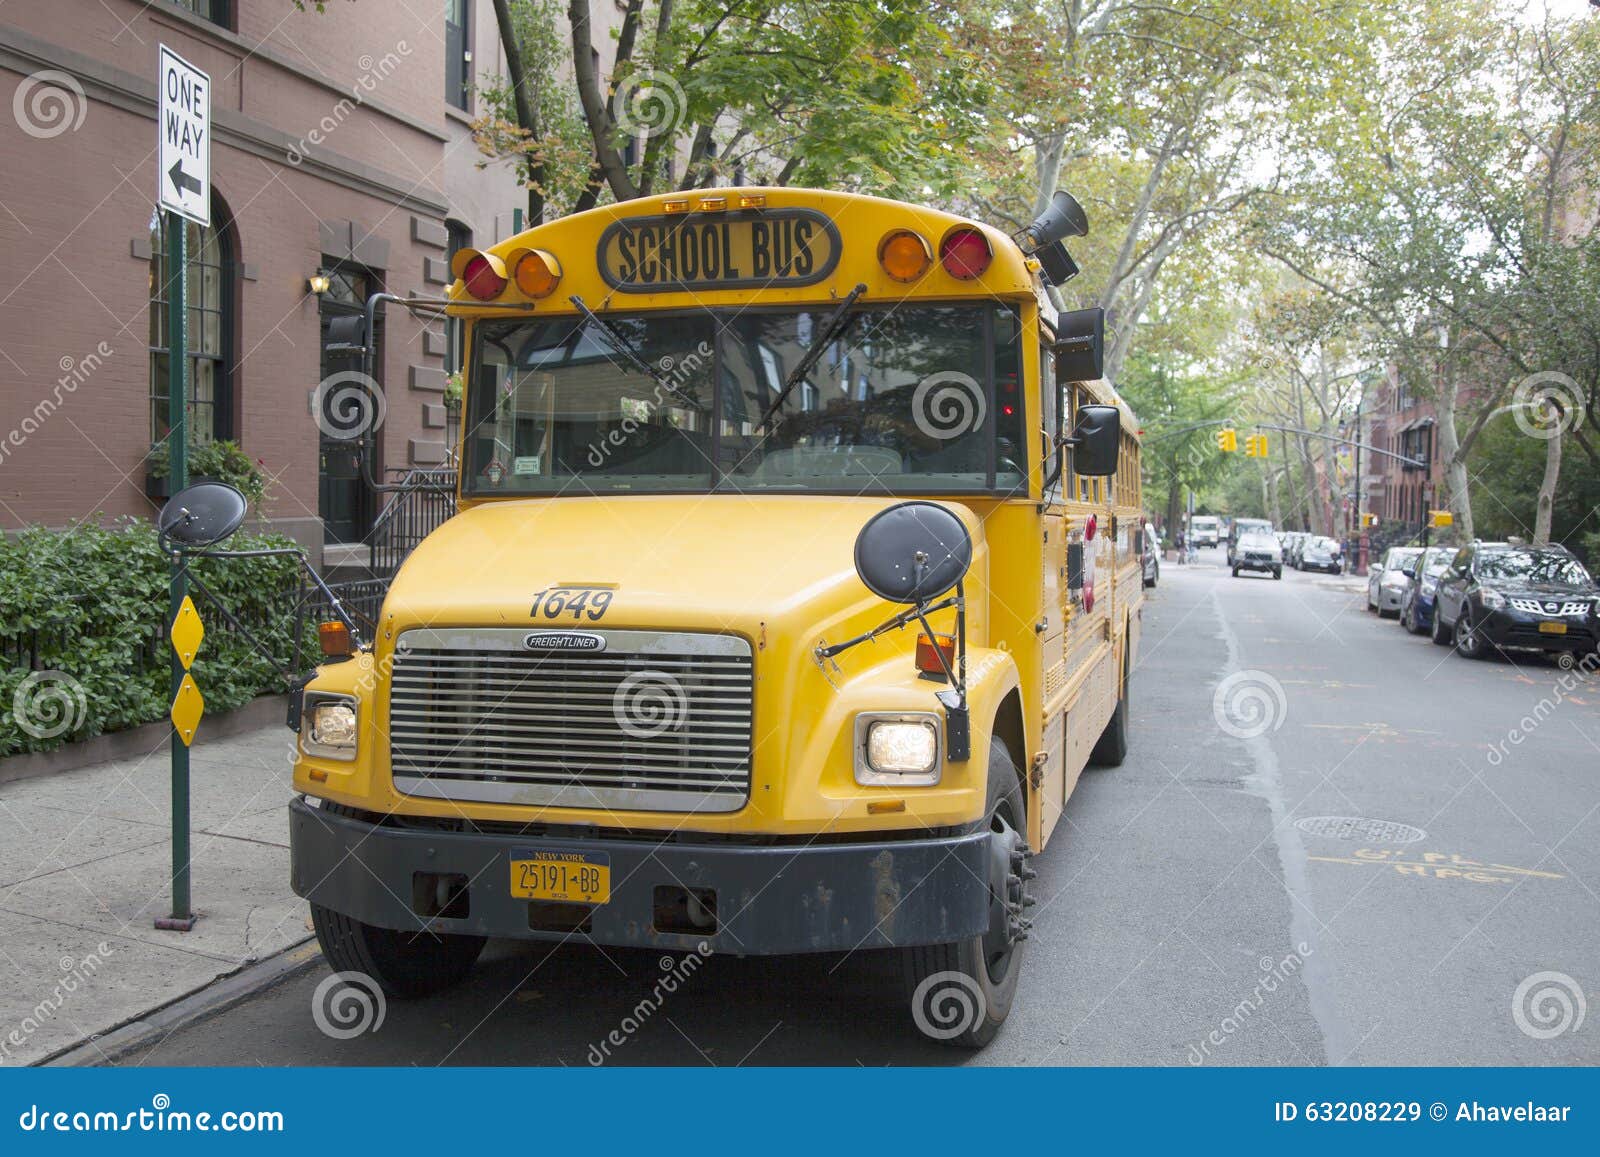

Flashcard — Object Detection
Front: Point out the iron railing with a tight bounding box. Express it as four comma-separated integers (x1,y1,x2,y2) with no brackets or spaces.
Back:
369,468,456,579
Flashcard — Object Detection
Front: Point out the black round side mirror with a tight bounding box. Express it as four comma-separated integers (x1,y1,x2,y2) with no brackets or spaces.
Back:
157,480,249,549
853,501,972,605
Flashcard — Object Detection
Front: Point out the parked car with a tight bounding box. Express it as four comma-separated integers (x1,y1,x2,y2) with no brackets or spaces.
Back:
1432,543,1599,664
1142,521,1161,588
1231,531,1283,579
1283,531,1309,568
1397,545,1455,635
1367,546,1423,616
1299,535,1343,575
1227,518,1274,567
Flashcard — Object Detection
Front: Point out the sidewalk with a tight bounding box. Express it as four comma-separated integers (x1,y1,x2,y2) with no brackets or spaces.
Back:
0,721,311,1066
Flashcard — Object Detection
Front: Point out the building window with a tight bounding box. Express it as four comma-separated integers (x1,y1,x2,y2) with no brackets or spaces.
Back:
149,205,232,445
445,0,471,110
171,0,232,28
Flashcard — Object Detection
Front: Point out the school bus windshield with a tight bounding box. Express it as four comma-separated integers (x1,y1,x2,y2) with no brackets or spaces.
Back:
463,304,1026,495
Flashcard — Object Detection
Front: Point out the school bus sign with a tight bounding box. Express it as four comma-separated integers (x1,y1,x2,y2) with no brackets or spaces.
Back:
596,207,840,292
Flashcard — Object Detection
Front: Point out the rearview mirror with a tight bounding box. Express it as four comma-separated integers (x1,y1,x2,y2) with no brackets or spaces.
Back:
853,501,973,605
157,480,249,549
1067,403,1120,478
1055,307,1105,381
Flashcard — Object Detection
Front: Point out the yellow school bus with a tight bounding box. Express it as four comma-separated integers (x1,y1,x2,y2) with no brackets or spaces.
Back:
289,187,1143,1046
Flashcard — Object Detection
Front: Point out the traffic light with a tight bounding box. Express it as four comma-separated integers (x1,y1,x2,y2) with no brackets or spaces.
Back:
1361,512,1378,528
1429,510,1454,528
1217,427,1238,452
1244,433,1268,457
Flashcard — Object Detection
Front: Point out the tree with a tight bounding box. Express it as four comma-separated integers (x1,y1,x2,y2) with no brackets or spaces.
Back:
477,0,993,221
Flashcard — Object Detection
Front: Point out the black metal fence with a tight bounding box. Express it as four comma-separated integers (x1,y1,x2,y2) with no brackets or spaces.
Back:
371,468,456,578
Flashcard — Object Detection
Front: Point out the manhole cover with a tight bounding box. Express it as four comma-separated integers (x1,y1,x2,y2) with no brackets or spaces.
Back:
1294,816,1426,843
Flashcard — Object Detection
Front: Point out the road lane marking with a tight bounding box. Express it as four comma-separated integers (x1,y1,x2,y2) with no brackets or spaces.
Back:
1307,848,1565,886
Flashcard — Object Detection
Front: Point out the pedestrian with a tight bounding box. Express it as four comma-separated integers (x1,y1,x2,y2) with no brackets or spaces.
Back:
1175,528,1186,564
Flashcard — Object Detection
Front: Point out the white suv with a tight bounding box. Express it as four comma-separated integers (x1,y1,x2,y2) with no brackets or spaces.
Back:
1232,532,1283,579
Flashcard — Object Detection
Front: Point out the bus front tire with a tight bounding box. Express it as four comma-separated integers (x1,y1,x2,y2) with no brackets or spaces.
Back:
310,903,486,1000
903,741,1028,1049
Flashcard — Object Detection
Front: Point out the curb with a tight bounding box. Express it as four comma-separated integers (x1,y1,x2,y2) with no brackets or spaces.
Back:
39,935,322,1067
0,695,289,786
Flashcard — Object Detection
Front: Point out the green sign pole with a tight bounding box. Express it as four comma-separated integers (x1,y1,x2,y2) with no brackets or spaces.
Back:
159,213,195,931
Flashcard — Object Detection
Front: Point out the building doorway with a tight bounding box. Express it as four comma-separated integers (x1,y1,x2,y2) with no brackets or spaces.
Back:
316,265,381,545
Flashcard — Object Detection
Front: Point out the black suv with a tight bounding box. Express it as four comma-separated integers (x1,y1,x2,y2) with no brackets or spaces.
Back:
1432,543,1599,665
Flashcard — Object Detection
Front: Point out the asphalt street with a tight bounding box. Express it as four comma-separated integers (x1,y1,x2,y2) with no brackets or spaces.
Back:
111,548,1600,1067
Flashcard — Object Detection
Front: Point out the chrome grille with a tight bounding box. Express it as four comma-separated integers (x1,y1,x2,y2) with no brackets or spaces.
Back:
388,628,753,813
1510,598,1591,617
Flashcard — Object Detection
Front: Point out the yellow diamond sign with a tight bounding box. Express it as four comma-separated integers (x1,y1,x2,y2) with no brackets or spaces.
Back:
170,672,204,747
170,595,204,669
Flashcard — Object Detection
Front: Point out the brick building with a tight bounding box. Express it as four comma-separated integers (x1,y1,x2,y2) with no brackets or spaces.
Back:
0,1,620,561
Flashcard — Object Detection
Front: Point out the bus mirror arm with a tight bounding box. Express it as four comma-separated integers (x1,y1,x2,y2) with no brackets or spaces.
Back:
813,579,971,763
1040,430,1082,495
343,292,533,494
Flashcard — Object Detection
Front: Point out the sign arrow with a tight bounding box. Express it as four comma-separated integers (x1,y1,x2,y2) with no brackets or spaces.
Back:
168,159,202,198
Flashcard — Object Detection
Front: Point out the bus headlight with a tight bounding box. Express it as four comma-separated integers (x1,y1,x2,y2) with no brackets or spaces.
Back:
302,693,358,761
855,713,941,785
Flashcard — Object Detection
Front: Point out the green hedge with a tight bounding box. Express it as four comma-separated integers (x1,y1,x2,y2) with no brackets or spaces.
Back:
1,520,311,757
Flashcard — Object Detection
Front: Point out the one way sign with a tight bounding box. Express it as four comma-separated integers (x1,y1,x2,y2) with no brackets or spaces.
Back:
158,45,210,226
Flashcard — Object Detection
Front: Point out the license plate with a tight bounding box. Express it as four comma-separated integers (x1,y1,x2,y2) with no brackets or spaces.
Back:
1539,621,1567,635
510,850,610,904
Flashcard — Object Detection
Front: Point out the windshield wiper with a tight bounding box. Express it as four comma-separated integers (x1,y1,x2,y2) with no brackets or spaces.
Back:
757,283,868,431
568,295,705,414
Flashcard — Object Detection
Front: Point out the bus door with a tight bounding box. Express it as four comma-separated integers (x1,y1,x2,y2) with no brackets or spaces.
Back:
1036,339,1070,848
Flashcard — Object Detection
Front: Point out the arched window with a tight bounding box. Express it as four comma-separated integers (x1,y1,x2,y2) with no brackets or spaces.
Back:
149,195,234,445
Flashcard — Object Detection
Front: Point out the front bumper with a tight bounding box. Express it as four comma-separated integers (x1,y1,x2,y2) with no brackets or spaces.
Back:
1236,556,1280,573
289,797,993,955
1303,559,1341,574
1411,592,1436,626
1474,609,1599,653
